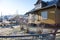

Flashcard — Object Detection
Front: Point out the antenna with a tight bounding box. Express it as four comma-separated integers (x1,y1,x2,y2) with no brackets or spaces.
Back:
1,12,2,17
0,12,2,22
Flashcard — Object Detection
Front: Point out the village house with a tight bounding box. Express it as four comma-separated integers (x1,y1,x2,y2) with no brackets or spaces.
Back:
26,0,60,28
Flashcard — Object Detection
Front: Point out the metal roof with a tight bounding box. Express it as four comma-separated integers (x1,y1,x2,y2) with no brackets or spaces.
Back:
25,0,60,15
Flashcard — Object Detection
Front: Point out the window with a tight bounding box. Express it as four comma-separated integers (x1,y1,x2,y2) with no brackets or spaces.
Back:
41,11,48,20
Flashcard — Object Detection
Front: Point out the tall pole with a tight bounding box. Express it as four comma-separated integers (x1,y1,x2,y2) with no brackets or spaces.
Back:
16,10,19,15
1,12,2,22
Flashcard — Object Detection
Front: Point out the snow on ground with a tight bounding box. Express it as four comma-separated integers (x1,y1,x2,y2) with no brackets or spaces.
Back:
0,28,13,36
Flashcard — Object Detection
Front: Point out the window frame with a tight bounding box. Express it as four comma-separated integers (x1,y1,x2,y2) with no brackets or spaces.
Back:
41,11,48,20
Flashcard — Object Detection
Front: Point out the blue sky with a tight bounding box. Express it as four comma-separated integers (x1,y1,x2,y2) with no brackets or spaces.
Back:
0,0,52,16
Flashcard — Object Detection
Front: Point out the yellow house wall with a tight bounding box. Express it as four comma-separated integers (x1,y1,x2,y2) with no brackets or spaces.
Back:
55,8,60,24
38,7,56,24
28,7,56,24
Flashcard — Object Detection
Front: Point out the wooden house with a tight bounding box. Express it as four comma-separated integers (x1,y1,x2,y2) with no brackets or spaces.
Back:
26,0,60,28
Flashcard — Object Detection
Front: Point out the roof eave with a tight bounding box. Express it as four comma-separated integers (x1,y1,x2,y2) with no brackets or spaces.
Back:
25,4,56,15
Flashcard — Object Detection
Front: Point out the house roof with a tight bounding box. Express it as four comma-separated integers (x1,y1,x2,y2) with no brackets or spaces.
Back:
25,4,56,15
25,0,60,15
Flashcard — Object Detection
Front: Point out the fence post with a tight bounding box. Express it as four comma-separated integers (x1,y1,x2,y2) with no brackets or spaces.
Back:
53,28,58,40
